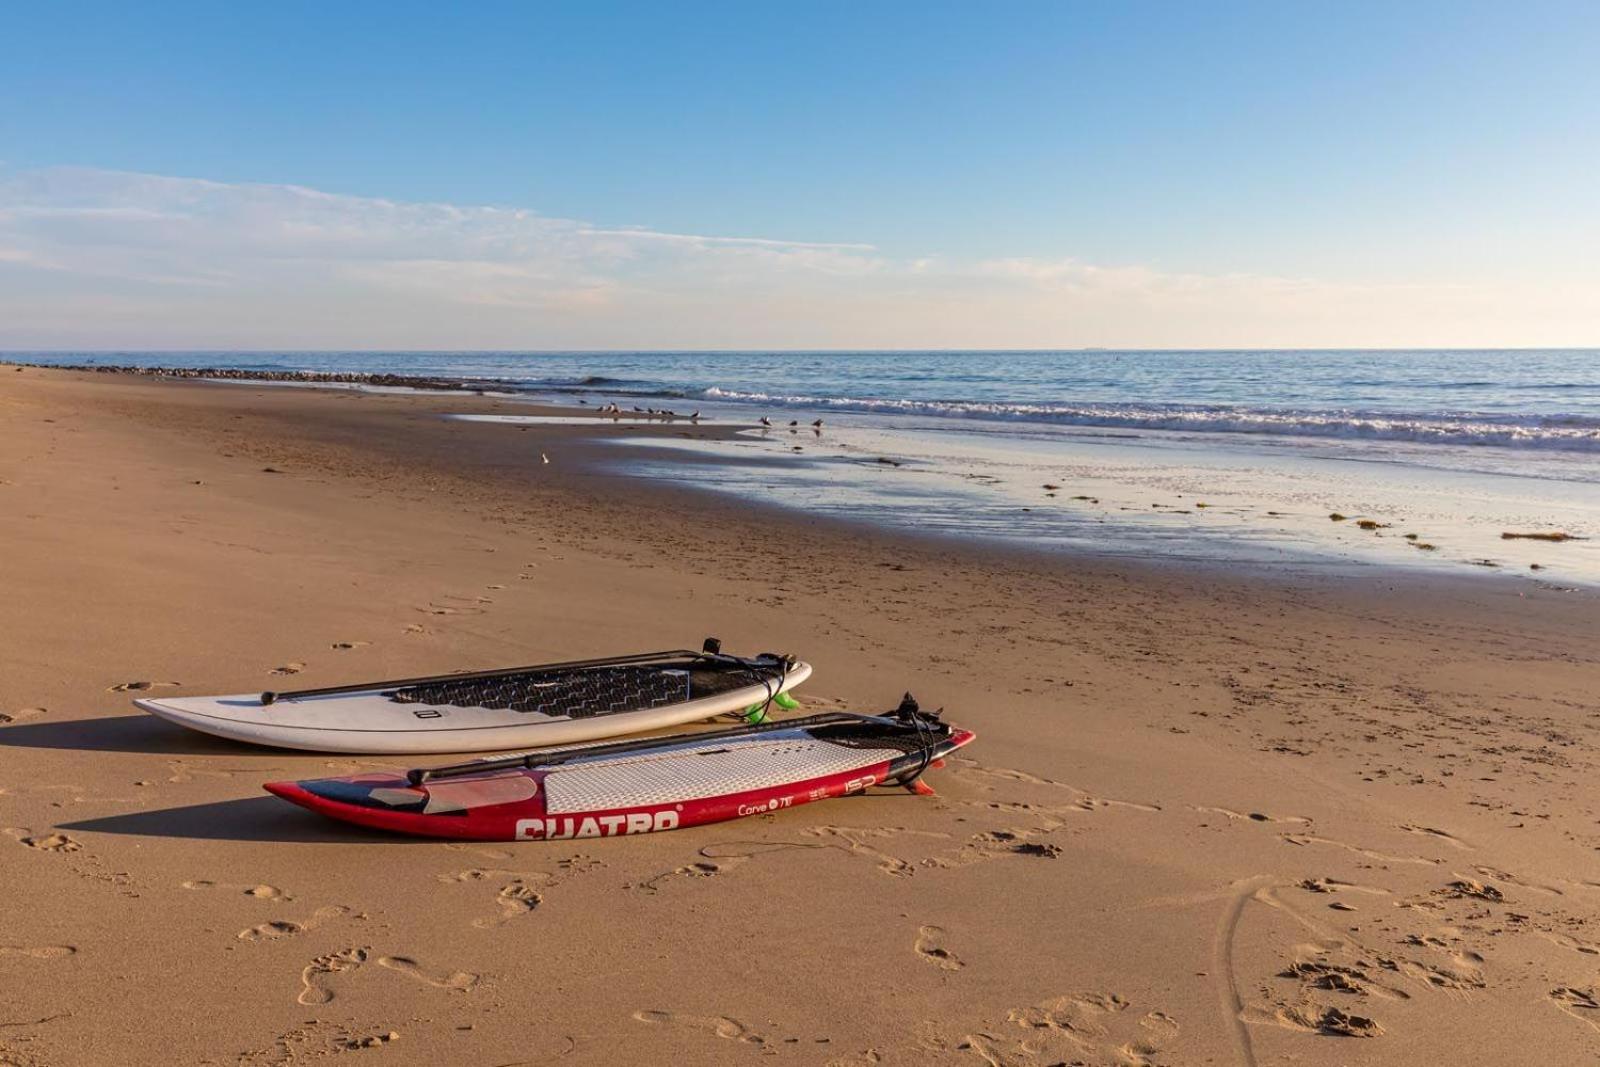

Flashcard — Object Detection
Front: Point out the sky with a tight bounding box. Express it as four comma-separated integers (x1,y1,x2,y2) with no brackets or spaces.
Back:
1,0,1597,349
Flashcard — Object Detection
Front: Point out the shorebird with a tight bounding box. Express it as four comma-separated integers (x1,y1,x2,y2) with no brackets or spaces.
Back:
540,452,550,464
689,411,700,421
788,420,799,427
759,416,772,427
812,418,824,428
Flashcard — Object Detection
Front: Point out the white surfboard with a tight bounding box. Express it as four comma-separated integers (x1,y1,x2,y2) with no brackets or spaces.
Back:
134,644,811,754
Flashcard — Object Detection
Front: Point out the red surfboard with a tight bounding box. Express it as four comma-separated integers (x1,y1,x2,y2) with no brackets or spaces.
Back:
265,701,973,841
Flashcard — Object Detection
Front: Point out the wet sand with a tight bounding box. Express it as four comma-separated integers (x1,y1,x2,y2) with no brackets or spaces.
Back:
3,366,1599,1065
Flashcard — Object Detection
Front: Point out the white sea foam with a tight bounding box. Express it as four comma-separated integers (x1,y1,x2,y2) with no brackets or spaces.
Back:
700,388,1600,452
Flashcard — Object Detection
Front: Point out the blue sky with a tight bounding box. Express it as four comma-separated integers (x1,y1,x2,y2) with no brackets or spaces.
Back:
1,1,1597,348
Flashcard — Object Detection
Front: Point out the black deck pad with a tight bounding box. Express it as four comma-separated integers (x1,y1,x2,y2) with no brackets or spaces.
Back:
390,666,694,718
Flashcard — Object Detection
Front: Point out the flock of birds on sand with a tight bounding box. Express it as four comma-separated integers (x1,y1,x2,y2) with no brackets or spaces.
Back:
761,415,826,433
589,401,702,420
585,400,824,432
544,404,827,467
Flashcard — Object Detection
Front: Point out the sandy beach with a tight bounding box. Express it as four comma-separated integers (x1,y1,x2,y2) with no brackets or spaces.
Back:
4,365,1600,1066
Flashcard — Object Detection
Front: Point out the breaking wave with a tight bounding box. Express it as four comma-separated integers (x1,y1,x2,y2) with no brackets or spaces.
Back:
699,388,1600,452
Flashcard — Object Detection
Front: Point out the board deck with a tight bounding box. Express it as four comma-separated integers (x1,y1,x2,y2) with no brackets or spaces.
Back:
265,707,975,840
135,645,810,754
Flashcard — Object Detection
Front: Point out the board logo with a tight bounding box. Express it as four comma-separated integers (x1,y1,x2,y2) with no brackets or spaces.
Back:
514,810,680,840
736,796,792,817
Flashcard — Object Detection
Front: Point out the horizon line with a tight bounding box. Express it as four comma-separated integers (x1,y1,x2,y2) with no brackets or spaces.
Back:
6,346,1599,356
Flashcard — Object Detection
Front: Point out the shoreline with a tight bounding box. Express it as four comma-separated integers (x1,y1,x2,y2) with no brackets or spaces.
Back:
3,367,1600,1064
12,360,1596,587
5,359,503,393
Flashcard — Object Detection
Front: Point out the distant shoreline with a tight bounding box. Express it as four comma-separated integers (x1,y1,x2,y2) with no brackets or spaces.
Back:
7,360,491,392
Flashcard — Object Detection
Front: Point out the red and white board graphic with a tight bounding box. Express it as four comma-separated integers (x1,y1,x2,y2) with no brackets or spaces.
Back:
265,709,974,841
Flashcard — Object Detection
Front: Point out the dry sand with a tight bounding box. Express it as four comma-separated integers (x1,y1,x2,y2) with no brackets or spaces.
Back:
2,366,1599,1065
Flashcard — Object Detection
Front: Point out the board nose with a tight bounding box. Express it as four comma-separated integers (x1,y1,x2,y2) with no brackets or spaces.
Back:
263,779,309,802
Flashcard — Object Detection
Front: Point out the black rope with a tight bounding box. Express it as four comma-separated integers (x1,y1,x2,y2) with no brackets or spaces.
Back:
718,651,792,723
890,693,940,787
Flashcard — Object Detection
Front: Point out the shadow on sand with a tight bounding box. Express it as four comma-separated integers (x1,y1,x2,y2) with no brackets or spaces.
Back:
0,713,262,756
60,796,409,845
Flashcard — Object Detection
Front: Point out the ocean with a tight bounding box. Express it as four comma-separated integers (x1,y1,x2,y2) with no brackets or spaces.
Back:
20,348,1600,452
15,349,1600,583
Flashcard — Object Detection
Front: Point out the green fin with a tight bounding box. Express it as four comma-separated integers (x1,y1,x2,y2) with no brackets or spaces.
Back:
773,691,801,710
742,703,769,725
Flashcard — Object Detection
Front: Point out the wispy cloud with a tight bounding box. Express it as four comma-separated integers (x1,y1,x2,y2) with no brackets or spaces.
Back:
0,166,1593,348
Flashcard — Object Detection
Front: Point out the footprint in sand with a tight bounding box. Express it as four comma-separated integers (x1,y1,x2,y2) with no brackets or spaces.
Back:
1279,833,1439,867
0,945,76,960
418,605,471,617
4,828,82,853
238,905,351,942
1194,805,1310,825
1399,824,1472,850
1296,876,1392,901
824,1052,884,1067
637,860,730,893
0,707,47,725
800,825,954,877
1236,880,1485,1050
375,955,479,992
182,880,290,901
1538,930,1600,956
473,882,542,928
106,681,180,693
1439,877,1506,903
442,855,602,924
269,663,305,676
403,623,428,635
959,993,1180,1066
441,842,514,861
295,948,479,1005
298,948,369,1006
914,925,963,970
1257,1003,1384,1038
1550,987,1600,1033
632,1011,768,1046
339,1031,401,1052
1276,952,1410,1001
808,820,1069,877
165,760,281,784
1472,864,1563,897
953,760,1161,813
701,841,823,862
634,844,799,893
